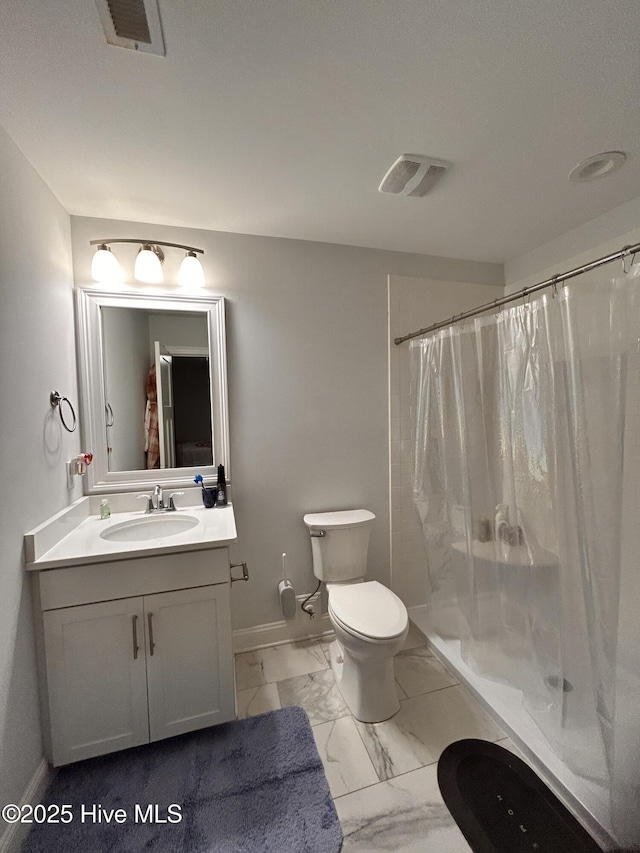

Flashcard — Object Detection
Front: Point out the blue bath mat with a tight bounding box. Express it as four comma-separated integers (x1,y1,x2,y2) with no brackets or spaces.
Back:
23,706,343,853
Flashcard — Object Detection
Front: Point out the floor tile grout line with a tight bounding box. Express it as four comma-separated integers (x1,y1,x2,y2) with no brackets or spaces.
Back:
331,726,509,802
338,680,503,788
310,714,380,799
331,754,442,801
348,708,387,784
237,669,464,720
235,662,329,688
235,637,430,689
309,711,353,728
397,679,461,703
394,677,408,701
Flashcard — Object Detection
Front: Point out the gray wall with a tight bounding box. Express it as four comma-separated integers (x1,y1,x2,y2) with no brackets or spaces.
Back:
71,217,502,630
147,313,209,363
0,125,78,826
504,194,640,293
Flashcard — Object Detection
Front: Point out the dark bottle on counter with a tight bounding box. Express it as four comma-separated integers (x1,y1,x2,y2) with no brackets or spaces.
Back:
216,464,228,506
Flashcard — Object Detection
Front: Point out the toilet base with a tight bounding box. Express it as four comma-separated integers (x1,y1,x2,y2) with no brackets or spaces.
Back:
329,638,401,723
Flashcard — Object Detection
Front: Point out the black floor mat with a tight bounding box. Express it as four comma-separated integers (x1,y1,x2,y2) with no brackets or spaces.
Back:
437,739,603,853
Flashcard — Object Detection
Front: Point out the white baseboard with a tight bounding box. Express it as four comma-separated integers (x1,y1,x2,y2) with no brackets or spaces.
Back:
232,593,332,653
0,759,54,853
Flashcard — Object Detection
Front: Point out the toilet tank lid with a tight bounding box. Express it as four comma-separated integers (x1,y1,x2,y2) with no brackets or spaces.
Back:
303,509,375,529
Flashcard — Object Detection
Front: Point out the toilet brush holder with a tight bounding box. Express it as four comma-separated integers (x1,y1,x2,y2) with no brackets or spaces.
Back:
279,580,296,620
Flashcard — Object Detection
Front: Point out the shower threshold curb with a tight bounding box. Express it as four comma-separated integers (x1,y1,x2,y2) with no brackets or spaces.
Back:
406,608,616,851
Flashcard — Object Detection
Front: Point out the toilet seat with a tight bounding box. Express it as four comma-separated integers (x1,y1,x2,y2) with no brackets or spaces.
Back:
328,581,408,641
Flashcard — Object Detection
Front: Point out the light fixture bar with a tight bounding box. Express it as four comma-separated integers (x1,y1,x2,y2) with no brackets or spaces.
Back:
89,239,204,254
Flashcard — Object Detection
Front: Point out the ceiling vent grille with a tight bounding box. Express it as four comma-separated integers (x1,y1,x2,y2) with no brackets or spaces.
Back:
379,154,451,197
94,0,166,56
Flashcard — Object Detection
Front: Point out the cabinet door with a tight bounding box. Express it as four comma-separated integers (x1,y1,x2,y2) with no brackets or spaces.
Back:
145,584,235,742
43,598,149,766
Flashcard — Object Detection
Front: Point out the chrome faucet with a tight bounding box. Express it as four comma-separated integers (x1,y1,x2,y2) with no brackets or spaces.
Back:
137,487,185,513
153,484,163,511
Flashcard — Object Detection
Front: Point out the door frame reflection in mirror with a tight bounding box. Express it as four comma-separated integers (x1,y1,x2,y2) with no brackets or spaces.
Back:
151,343,211,472
76,286,229,494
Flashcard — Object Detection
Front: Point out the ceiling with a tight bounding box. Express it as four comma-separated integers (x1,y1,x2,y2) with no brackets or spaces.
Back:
1,0,639,263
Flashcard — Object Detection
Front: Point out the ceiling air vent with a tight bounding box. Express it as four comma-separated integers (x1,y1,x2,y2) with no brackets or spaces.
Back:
94,0,166,56
379,154,451,197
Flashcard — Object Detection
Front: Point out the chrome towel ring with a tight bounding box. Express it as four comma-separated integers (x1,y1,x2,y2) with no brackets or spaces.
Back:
50,391,77,433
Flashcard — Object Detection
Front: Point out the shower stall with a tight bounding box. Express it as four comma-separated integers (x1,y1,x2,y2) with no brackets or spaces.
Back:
400,259,640,850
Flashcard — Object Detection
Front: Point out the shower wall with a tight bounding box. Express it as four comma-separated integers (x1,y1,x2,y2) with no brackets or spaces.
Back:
388,274,504,607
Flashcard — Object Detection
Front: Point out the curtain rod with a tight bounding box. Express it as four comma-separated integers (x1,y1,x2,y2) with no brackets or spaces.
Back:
394,240,640,345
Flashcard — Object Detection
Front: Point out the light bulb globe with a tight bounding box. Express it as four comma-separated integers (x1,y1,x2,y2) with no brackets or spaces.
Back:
178,252,205,288
91,245,123,284
134,245,164,284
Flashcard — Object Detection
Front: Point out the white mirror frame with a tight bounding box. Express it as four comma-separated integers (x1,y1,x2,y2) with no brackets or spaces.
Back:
75,286,230,494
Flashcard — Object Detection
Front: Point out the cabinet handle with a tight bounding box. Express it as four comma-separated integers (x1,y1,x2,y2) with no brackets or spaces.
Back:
148,612,155,656
132,615,139,660
230,561,249,583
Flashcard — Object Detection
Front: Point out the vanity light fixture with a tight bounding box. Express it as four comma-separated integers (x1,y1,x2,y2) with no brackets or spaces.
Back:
89,239,205,287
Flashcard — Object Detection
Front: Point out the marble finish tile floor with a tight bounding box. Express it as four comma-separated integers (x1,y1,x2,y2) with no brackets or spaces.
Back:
235,626,507,851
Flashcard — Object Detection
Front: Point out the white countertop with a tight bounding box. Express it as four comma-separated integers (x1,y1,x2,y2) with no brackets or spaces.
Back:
25,504,237,570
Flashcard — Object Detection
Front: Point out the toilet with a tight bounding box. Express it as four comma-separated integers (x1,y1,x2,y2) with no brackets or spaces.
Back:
303,509,409,723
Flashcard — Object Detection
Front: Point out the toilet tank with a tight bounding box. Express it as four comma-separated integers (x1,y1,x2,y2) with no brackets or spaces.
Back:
303,509,375,582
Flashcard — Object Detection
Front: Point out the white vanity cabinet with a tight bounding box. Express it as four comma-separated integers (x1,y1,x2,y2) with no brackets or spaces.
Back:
33,547,236,766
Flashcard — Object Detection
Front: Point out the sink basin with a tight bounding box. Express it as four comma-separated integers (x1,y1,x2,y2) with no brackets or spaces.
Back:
100,514,199,543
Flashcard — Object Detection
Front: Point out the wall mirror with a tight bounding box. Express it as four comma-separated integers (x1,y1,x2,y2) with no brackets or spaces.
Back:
76,287,229,494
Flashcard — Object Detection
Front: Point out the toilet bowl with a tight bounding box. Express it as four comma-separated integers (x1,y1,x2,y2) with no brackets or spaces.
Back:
328,580,408,722
303,509,409,723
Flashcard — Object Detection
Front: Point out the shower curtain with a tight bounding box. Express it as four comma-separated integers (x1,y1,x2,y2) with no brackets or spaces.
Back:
410,267,640,846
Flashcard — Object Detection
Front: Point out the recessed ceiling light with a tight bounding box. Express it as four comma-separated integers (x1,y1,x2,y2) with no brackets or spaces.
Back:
569,151,626,183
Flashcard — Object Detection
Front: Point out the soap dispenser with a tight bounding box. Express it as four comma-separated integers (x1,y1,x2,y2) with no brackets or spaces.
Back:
216,464,228,506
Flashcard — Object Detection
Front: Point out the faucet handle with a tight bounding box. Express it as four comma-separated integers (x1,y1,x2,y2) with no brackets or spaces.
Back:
167,491,185,511
137,494,153,514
